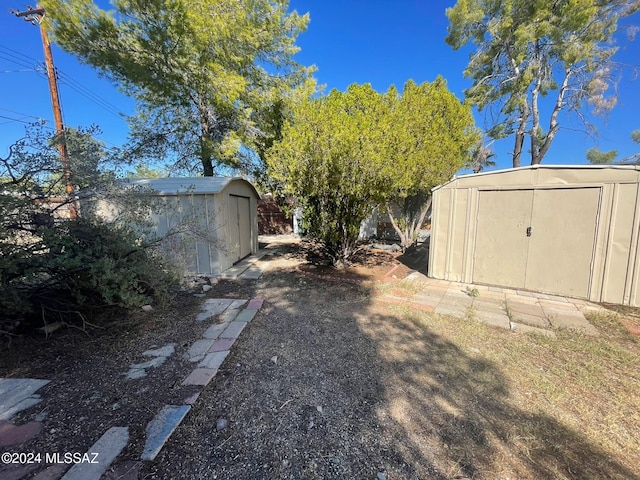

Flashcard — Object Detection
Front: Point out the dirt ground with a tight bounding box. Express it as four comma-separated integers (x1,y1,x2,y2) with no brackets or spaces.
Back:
1,237,639,479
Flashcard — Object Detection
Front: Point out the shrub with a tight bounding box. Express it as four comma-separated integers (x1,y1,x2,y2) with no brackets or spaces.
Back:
0,216,179,330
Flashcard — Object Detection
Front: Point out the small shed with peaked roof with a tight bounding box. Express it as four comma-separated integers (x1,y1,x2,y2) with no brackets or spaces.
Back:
429,165,640,306
125,177,259,275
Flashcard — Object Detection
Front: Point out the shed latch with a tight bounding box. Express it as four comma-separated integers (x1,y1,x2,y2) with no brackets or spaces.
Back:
526,226,532,237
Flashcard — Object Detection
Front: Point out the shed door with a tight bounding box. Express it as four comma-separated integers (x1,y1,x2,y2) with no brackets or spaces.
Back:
473,190,533,289
473,188,600,298
524,188,600,297
229,195,252,263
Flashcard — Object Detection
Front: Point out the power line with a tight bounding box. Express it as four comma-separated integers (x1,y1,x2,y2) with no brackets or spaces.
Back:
56,70,127,119
0,43,40,62
0,51,35,70
0,113,53,126
0,107,49,121
0,68,35,74
0,44,129,121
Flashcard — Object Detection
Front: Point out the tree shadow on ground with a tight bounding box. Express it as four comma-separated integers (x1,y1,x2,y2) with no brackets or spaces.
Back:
144,242,636,479
360,311,638,479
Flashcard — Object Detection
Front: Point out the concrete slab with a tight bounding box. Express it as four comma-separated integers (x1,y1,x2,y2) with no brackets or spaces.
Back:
220,252,267,279
207,338,235,353
246,298,264,310
126,345,173,378
403,271,429,283
504,294,540,305
545,294,569,303
507,301,545,317
509,311,551,329
198,351,229,370
181,368,217,386
435,304,469,318
141,405,190,461
474,290,507,301
439,294,473,308
510,322,556,337
0,379,50,421
62,426,129,480
541,306,585,319
473,309,511,329
235,309,257,323
220,309,241,323
516,290,535,297
202,323,228,340
183,392,201,405
0,397,43,422
241,266,263,279
220,321,246,340
196,298,234,321
186,339,215,362
473,298,506,309
125,369,147,380
538,299,581,311
229,299,248,310
545,309,599,335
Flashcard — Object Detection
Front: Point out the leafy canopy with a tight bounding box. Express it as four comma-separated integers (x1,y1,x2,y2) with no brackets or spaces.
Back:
268,84,390,264
42,0,313,176
446,0,640,167
268,79,478,261
382,78,479,248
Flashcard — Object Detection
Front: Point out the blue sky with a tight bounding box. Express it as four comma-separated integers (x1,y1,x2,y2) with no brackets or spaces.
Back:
1,0,639,172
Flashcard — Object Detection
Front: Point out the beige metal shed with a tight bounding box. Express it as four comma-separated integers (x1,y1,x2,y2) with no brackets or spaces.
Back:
429,165,640,306
126,177,259,275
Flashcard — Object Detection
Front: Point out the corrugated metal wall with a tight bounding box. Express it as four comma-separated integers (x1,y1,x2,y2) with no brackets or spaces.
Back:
429,165,640,306
91,177,259,276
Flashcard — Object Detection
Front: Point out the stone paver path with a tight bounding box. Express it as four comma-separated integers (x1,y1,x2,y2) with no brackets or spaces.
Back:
125,344,175,379
380,272,604,336
61,427,129,480
0,378,50,422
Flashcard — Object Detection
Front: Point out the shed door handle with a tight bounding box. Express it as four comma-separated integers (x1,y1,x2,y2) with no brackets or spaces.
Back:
526,226,532,237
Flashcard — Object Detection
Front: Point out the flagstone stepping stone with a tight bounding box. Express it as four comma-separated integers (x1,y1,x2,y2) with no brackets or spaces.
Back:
0,378,50,421
196,298,234,321
61,426,129,480
125,344,175,379
141,405,190,461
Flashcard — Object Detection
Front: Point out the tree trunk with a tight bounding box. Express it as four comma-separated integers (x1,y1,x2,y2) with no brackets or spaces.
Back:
201,140,214,177
513,101,529,168
386,197,432,251
532,70,572,165
198,96,214,177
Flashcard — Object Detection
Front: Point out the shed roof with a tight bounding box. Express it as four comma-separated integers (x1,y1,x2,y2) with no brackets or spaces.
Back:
433,164,640,192
124,176,259,197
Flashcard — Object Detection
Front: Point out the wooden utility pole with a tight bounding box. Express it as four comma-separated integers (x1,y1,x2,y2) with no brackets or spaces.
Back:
11,4,76,218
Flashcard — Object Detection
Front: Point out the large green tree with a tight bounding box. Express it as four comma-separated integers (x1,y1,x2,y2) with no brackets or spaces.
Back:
446,0,640,167
268,84,391,265
42,0,313,176
382,78,478,249
268,80,478,262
